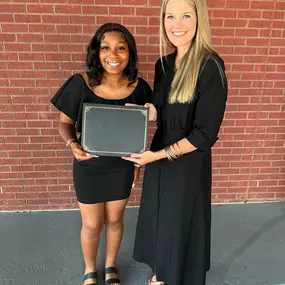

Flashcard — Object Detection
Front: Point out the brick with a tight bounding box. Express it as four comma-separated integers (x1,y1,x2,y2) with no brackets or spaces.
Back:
222,38,246,46
60,62,82,70
225,19,247,27
238,10,261,19
0,34,16,42
70,35,90,43
212,28,235,37
0,4,26,13
55,5,81,14
271,39,285,46
96,0,120,4
27,199,48,205
0,52,18,61
247,38,270,46
262,11,274,19
2,24,29,33
17,34,43,42
27,4,54,13
149,0,162,5
123,17,148,25
123,0,147,4
136,7,159,16
273,21,285,29
44,34,70,43
226,0,250,9
56,25,82,34
32,44,58,52
0,14,14,22
82,5,108,15
10,79,35,87
29,24,56,33
97,16,122,25
34,62,60,70
251,1,275,10
276,2,285,10
249,20,272,29
69,15,95,24
136,26,159,35
19,53,45,61
42,15,69,24
109,6,134,16
236,29,259,37
15,14,42,23
213,10,237,18
13,0,41,2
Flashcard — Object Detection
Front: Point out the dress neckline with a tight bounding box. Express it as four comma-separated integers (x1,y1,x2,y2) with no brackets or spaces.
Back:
78,73,140,101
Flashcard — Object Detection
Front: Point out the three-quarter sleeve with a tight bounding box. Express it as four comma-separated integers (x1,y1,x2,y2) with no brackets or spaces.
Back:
186,57,228,151
50,74,83,121
134,78,152,105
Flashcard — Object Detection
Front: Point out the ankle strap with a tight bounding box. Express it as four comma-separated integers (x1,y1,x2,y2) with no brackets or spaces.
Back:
104,267,118,274
84,271,97,280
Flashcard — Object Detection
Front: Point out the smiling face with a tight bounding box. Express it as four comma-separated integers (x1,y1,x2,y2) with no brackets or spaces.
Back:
99,31,129,75
164,0,197,52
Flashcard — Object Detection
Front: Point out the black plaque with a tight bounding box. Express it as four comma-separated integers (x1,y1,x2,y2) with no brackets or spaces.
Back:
81,103,149,157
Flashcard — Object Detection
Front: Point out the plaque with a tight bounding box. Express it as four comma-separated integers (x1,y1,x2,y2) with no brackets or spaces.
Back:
81,103,149,157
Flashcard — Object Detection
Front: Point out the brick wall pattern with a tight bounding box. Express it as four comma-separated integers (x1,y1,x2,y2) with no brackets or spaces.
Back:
0,0,284,211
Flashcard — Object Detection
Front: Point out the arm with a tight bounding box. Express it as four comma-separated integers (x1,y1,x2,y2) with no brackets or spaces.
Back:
124,138,196,165
59,112,96,161
185,57,227,151
123,57,227,165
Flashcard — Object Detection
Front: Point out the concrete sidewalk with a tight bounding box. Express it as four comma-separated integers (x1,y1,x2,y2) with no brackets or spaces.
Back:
0,203,285,285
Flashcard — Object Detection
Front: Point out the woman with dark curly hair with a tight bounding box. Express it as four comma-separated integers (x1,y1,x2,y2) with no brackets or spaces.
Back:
50,23,152,285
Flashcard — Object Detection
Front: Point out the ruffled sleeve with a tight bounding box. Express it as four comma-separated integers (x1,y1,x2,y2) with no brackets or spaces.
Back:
50,74,83,121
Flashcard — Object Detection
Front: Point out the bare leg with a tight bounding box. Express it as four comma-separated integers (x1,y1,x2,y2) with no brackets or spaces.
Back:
104,198,128,282
79,202,105,284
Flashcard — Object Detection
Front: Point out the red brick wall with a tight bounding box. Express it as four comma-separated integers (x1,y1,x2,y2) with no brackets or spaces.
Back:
0,0,284,211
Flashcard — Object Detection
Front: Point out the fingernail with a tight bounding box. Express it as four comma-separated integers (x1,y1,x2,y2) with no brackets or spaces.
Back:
132,183,135,188
86,153,91,156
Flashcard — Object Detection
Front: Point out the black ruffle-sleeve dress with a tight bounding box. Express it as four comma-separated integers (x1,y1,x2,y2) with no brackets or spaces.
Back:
50,74,152,204
133,52,228,285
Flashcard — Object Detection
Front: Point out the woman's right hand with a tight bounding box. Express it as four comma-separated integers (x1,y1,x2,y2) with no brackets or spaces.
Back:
144,103,157,122
71,142,98,161
125,103,157,122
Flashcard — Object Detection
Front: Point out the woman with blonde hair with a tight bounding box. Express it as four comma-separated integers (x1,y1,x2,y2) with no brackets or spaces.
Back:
123,0,228,284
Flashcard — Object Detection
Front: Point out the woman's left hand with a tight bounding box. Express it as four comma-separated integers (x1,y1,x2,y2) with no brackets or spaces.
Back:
122,151,160,166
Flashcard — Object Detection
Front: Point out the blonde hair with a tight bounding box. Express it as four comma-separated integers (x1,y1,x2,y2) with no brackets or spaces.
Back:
159,0,212,103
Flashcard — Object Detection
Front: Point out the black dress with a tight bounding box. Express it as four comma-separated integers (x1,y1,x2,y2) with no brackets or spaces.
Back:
50,74,152,204
133,52,228,285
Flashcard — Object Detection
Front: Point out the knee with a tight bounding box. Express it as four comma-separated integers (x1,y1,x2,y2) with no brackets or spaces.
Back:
105,217,123,231
82,222,104,237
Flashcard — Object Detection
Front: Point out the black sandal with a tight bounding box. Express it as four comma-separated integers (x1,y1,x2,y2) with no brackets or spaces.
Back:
83,271,97,285
104,267,120,285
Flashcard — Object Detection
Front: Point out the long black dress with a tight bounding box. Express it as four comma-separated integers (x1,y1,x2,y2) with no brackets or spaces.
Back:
133,51,228,285
50,74,152,204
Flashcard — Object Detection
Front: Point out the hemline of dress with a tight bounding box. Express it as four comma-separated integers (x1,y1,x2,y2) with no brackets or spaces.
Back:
76,193,131,205
133,254,155,273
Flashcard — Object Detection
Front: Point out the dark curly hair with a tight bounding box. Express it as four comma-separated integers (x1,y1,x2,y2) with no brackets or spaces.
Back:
85,23,138,88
